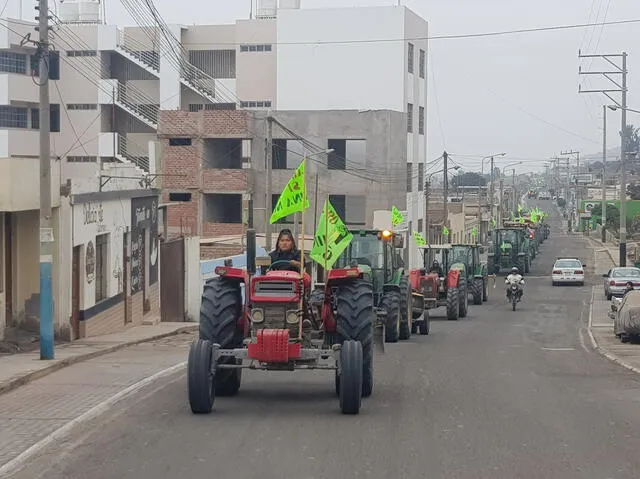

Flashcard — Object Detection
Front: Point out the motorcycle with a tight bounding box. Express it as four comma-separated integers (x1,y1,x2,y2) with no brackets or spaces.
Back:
506,280,522,311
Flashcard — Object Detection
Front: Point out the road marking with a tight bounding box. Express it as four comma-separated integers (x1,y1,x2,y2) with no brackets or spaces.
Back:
541,347,576,351
0,361,187,477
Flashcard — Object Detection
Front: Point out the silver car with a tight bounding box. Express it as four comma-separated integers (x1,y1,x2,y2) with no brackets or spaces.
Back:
602,267,640,300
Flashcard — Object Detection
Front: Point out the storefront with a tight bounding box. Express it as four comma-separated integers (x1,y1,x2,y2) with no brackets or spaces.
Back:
71,190,160,338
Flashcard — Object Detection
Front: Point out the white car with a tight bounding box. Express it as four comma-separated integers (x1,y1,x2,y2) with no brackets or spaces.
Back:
551,258,586,286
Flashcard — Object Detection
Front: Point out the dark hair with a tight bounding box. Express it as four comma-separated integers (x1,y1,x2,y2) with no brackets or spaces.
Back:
275,229,297,252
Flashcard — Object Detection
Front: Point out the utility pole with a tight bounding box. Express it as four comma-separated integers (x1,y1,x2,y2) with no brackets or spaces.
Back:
424,179,430,244
602,105,607,242
37,0,54,359
511,169,516,215
442,151,449,241
579,50,628,265
265,115,273,251
498,178,504,225
489,156,495,223
561,150,580,229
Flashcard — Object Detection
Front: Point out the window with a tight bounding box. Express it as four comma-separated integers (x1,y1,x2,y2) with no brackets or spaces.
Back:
0,52,26,74
66,50,97,57
272,139,287,169
271,193,293,223
407,163,413,192
204,193,242,223
188,49,236,79
240,100,271,108
67,156,97,162
418,163,424,191
240,44,272,52
29,105,60,132
328,139,346,170
419,49,425,78
419,106,425,135
95,233,109,303
67,104,97,110
326,139,365,170
48,51,60,80
345,195,366,225
408,43,414,73
407,103,413,133
418,219,423,232
169,192,192,202
0,106,27,128
329,195,346,220
169,138,192,146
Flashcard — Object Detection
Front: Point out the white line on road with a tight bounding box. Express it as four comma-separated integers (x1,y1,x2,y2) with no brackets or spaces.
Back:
0,361,187,478
541,347,576,351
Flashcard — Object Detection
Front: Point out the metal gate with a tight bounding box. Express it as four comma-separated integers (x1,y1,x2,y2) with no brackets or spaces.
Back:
160,237,185,322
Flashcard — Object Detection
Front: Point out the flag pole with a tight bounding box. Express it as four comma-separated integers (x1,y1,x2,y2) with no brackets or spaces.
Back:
299,159,306,338
323,199,329,283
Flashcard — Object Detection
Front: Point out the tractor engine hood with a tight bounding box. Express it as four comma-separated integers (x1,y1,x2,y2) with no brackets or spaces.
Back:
250,271,302,303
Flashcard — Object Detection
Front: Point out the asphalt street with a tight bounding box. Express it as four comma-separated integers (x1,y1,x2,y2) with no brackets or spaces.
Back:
12,205,640,479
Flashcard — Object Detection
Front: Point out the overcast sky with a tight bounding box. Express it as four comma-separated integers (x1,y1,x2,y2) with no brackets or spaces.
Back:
101,0,640,174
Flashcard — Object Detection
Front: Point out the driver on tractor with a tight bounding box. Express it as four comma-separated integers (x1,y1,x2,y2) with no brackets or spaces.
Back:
505,266,524,301
269,229,303,272
429,260,444,277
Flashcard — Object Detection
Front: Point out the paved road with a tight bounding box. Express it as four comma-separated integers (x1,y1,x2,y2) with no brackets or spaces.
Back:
12,206,640,479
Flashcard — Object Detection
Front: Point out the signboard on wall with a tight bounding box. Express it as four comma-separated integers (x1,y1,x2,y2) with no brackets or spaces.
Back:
130,196,159,294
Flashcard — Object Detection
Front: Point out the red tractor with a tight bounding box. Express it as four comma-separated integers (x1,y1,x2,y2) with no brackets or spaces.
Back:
187,229,380,416
409,244,468,321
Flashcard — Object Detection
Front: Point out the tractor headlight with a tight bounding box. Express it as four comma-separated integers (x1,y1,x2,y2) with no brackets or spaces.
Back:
251,309,264,323
286,311,299,324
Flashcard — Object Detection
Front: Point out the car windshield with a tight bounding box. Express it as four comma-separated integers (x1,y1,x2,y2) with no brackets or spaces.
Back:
335,235,384,269
555,259,582,268
612,268,640,278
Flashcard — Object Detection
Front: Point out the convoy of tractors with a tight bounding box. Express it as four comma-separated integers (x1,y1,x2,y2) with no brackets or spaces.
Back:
186,214,549,417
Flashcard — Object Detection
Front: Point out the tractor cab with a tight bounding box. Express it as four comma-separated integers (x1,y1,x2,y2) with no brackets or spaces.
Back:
488,222,531,274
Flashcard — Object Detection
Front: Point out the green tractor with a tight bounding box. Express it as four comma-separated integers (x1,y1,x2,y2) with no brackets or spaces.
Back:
487,223,531,275
447,243,489,305
334,229,412,343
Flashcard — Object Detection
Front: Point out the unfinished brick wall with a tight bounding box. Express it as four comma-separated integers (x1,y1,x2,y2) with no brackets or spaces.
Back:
201,169,248,192
200,245,245,260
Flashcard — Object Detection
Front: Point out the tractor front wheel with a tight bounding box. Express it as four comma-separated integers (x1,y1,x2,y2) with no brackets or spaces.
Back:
419,309,430,335
471,278,483,305
399,276,412,340
381,291,401,343
339,340,363,415
188,339,215,414
447,287,460,320
482,278,489,302
200,278,244,396
458,276,469,318
336,279,374,398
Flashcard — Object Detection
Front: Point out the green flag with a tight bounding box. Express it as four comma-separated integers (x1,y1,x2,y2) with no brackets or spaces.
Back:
310,200,353,270
391,206,404,227
442,225,449,236
412,231,426,246
491,218,497,228
471,226,478,237
269,160,309,224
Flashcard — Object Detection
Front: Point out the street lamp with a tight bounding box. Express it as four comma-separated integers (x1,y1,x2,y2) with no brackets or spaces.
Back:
424,165,460,243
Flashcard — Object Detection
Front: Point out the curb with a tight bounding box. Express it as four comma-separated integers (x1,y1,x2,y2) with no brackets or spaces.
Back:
0,324,197,397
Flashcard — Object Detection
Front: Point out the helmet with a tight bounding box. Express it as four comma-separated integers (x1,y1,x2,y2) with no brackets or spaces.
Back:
511,267,519,274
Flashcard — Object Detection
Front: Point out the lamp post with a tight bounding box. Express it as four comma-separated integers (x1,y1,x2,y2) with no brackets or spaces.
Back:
424,165,460,243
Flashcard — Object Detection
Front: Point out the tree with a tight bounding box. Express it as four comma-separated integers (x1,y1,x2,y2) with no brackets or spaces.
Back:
590,203,620,230
451,172,486,187
622,124,640,157
627,183,640,200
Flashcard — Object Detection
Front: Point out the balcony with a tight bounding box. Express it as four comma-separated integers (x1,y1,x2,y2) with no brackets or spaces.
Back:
0,157,61,211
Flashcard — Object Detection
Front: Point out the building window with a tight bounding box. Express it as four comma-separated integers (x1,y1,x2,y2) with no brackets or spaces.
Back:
419,106,425,135
408,43,414,73
188,49,236,79
0,52,26,74
204,193,243,223
169,138,192,146
30,105,60,132
240,100,272,109
329,195,346,220
407,163,413,193
407,103,413,133
345,195,366,225
419,49,425,79
67,104,98,110
418,219,423,232
189,103,236,111
271,193,294,223
66,50,97,57
327,139,366,171
169,192,192,202
67,156,97,162
240,44,273,52
95,233,109,303
272,139,287,169
418,163,424,191
0,106,27,128
31,51,60,79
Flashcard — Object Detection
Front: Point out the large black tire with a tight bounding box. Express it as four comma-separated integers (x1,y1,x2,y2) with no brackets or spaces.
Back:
381,291,401,343
188,339,215,414
524,254,531,274
335,280,374,398
516,257,526,277
200,278,244,396
458,276,468,318
482,277,489,302
446,287,459,320
398,276,412,340
339,340,363,415
419,309,430,335
471,278,483,305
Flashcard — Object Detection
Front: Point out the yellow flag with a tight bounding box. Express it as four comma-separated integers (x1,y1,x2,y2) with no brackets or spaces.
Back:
310,200,353,270
270,160,309,224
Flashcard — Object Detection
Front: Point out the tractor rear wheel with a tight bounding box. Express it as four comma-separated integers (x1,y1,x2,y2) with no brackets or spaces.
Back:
381,291,401,343
471,278,483,305
188,339,215,414
200,278,244,397
458,276,469,318
335,279,374,398
482,278,489,302
446,287,459,320
399,276,412,340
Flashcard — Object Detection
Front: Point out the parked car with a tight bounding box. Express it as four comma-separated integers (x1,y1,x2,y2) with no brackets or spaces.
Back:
602,267,640,300
551,258,586,286
609,290,640,343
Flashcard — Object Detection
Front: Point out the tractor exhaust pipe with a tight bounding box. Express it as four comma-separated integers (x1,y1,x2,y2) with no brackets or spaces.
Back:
246,229,256,275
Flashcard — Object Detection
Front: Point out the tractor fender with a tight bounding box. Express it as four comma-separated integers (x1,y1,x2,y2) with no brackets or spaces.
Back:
408,268,425,291
446,268,461,288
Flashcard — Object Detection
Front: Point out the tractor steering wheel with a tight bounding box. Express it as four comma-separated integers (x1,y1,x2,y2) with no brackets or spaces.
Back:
266,260,295,272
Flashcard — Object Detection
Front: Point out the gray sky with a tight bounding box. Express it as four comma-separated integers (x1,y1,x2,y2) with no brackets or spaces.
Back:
105,0,640,173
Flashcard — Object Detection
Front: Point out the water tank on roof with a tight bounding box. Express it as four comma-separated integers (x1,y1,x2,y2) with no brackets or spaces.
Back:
257,0,277,18
59,0,101,23
58,0,79,22
279,0,300,9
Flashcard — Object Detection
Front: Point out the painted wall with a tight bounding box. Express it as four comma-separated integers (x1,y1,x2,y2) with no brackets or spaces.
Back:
72,197,130,310
130,196,159,294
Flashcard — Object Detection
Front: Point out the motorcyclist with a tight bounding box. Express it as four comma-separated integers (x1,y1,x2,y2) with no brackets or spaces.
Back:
429,260,444,276
505,266,525,301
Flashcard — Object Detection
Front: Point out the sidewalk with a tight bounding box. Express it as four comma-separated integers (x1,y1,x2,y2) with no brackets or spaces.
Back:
0,322,197,396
